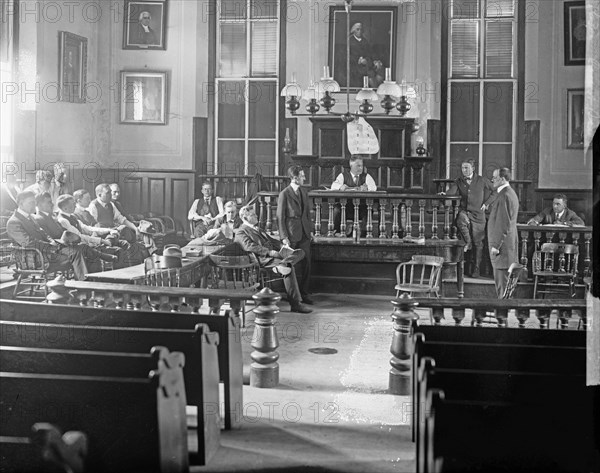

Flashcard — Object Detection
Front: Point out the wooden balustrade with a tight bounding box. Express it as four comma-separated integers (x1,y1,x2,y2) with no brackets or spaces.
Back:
197,174,289,202
412,297,587,330
257,191,461,241
517,224,592,280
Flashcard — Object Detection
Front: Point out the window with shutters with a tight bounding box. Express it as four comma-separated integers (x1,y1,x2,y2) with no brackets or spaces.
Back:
215,0,280,176
446,0,518,178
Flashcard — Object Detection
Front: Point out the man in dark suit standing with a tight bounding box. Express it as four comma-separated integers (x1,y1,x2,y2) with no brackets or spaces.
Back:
442,159,496,278
526,193,585,226
6,191,91,280
235,205,312,314
277,165,313,304
487,168,520,298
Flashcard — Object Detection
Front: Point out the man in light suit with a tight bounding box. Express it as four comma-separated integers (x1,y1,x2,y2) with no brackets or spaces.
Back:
32,192,64,239
6,191,91,280
277,165,313,304
487,168,520,298
235,205,312,314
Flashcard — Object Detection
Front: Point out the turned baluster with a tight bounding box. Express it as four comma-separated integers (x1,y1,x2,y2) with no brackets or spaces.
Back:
379,200,387,239
494,309,508,327
431,200,439,240
516,308,530,328
535,308,551,329
558,231,567,244
340,199,348,236
45,274,73,305
327,200,335,237
366,198,374,239
250,287,281,388
259,197,266,229
533,231,542,250
520,230,529,267
418,199,426,239
451,307,465,325
353,198,360,239
557,309,571,329
450,200,459,239
388,294,419,395
431,307,445,325
314,197,322,237
473,308,487,326
391,200,400,239
443,200,451,240
584,233,591,277
265,196,273,234
405,200,413,237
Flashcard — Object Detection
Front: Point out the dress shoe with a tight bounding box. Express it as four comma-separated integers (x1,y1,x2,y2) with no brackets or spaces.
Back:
463,242,472,252
290,303,312,314
272,265,292,276
471,267,480,278
301,296,314,305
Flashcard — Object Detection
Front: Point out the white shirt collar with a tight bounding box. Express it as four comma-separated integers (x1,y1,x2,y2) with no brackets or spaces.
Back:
353,35,362,42
556,210,565,218
142,24,150,32
97,199,110,207
290,182,300,192
17,208,30,218
465,174,474,180
497,183,510,193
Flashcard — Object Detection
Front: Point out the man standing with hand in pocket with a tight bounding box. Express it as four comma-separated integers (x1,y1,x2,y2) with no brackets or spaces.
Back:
487,167,520,298
277,165,313,305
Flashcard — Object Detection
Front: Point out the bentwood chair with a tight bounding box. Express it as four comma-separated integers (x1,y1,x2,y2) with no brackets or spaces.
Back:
395,255,445,299
533,243,578,299
12,247,63,300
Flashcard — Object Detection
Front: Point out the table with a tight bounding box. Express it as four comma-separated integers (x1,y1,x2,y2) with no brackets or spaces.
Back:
85,256,208,286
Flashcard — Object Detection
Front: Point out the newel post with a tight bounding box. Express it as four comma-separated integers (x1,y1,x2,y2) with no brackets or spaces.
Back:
389,294,420,395
250,287,281,388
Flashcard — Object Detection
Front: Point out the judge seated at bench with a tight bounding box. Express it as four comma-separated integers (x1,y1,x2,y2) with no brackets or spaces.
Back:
235,205,312,314
331,155,377,237
526,193,585,227
188,181,225,238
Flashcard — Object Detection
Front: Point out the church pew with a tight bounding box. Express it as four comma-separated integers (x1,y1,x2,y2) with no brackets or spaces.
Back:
0,299,242,431
0,347,189,473
0,319,220,466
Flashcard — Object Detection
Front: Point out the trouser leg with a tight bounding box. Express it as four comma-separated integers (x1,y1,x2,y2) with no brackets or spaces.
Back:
283,268,302,307
456,211,472,250
292,237,311,296
493,267,509,298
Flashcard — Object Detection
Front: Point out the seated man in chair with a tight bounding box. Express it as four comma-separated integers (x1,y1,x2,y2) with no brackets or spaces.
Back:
235,205,312,313
188,181,225,238
32,192,65,239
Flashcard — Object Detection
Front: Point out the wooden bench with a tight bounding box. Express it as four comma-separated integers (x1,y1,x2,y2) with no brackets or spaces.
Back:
0,346,189,473
0,317,221,466
1,298,243,431
410,325,595,473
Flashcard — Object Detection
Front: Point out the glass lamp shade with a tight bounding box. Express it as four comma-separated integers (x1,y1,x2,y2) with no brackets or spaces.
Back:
356,88,378,102
398,81,417,99
377,81,402,97
280,82,303,98
316,66,340,95
303,85,319,101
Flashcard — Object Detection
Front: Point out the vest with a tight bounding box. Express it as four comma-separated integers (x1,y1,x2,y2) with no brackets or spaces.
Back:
91,200,115,227
342,170,367,188
196,197,219,217
75,208,96,226
60,212,82,231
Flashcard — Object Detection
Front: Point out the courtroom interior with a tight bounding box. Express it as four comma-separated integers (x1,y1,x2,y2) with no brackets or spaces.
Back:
0,0,599,472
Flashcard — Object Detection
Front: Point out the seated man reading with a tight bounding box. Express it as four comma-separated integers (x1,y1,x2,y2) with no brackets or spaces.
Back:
526,193,585,227
188,181,225,238
331,155,377,236
234,205,312,314
185,200,242,248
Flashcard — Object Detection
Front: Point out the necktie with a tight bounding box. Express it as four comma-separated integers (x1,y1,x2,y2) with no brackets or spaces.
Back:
555,214,560,222
353,175,359,186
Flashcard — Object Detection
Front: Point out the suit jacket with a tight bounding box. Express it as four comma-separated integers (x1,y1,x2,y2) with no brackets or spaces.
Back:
530,207,585,226
487,185,519,270
32,211,64,239
6,211,56,253
234,223,282,266
447,174,496,215
132,23,158,45
74,207,97,226
277,185,311,243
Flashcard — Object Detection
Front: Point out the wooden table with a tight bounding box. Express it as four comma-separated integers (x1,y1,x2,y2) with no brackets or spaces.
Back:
85,256,208,286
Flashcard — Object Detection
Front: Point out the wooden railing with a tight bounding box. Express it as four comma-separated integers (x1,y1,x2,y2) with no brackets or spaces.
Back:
517,224,593,280
257,191,462,241
412,297,588,329
198,174,289,202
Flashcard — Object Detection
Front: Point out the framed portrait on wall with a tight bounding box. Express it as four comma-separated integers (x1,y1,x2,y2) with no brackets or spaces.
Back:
123,0,167,50
58,31,87,103
565,89,584,149
563,1,585,66
328,6,397,91
120,71,168,125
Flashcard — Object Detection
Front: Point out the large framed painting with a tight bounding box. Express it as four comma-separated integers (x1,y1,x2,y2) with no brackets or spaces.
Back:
563,1,586,66
328,6,397,91
565,89,584,149
59,31,87,103
120,71,168,125
123,0,167,50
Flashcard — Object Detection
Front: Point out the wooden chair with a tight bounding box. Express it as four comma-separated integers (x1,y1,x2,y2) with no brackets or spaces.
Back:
533,243,578,299
395,255,445,298
208,253,260,326
12,247,56,300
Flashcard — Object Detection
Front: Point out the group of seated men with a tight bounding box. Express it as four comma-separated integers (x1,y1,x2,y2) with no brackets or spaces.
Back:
186,170,313,314
6,182,150,280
